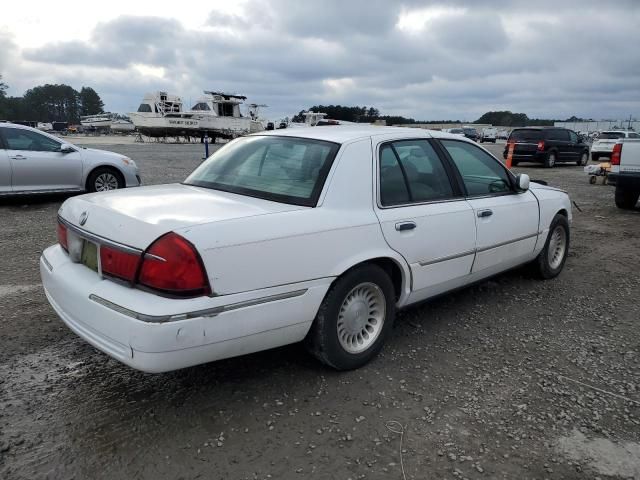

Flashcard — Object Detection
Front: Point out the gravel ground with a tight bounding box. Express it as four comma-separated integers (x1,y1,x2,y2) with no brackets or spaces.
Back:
1,140,639,480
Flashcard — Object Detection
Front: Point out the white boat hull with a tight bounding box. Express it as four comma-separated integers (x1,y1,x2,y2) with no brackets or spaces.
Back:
130,113,264,138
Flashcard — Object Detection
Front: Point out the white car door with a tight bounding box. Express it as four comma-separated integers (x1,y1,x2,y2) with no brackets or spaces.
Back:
1,127,83,191
374,138,477,303
438,139,539,274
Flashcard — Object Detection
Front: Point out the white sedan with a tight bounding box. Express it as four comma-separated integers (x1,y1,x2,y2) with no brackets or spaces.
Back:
40,126,572,372
0,123,140,195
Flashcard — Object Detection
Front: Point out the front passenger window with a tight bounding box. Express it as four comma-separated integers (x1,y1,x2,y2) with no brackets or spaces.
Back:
441,140,512,196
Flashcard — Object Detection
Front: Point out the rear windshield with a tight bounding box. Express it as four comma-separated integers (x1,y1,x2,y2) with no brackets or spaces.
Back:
449,129,464,134
463,128,477,134
599,132,625,139
184,136,340,207
509,129,543,141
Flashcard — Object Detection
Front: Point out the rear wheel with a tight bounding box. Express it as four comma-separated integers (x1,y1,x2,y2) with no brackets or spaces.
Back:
305,264,395,370
87,167,124,192
577,151,588,166
544,152,556,168
615,186,640,210
534,214,570,279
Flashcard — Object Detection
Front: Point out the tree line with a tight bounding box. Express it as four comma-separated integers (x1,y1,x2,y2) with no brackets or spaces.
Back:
0,75,105,123
292,105,586,127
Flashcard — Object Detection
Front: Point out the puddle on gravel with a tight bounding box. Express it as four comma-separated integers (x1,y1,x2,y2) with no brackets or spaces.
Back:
557,429,640,478
0,283,42,298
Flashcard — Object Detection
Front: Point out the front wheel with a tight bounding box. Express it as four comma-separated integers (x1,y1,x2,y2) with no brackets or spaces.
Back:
87,167,124,192
534,214,570,279
305,264,396,370
615,186,640,209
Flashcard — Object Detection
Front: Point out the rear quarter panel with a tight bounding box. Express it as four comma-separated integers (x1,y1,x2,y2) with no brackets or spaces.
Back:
529,185,572,252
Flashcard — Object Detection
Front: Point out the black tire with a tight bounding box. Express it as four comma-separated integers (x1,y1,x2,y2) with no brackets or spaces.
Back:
305,264,396,370
591,153,600,162
577,151,589,166
87,167,125,193
534,213,570,279
544,151,557,168
589,176,597,185
614,186,640,210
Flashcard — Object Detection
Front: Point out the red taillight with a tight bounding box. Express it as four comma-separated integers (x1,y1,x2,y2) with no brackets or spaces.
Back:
138,233,210,297
611,143,622,165
100,245,141,283
57,220,68,251
537,140,545,150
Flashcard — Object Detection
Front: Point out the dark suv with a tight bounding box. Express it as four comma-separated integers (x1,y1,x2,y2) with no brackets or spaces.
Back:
462,127,479,142
503,127,589,168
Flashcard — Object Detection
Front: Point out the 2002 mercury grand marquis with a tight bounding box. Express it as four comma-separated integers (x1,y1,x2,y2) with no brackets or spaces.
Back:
40,126,572,372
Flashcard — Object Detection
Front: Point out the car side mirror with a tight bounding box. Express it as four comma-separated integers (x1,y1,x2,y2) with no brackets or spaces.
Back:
59,143,75,153
516,173,530,191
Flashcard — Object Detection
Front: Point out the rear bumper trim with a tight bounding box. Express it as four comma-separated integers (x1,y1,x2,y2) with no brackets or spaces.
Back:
89,288,308,323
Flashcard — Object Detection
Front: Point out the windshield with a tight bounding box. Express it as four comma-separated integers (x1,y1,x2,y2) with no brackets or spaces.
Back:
463,128,477,135
599,132,625,139
184,136,340,207
449,129,464,134
509,129,543,141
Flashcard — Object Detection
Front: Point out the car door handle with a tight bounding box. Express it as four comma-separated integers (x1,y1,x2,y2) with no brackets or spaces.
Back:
9,155,27,160
478,209,493,218
395,221,416,231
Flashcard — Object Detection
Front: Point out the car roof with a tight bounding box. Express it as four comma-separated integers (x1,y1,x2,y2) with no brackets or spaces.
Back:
0,122,36,131
252,125,481,144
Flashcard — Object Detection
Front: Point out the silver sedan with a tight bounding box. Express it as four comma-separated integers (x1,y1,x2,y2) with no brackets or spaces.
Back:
0,123,140,195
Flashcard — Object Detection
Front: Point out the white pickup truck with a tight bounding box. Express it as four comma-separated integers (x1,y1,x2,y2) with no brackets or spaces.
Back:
609,139,640,209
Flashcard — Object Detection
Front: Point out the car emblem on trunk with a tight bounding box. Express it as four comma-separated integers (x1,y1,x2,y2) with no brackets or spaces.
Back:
79,211,89,226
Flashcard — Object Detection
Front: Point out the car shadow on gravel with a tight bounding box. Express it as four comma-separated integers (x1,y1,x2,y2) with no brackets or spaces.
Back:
0,192,82,207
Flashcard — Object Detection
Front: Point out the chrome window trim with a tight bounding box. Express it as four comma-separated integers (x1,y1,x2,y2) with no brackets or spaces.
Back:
89,288,308,323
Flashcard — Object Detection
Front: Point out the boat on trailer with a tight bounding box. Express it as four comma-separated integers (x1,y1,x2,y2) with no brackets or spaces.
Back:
129,91,265,139
80,113,114,129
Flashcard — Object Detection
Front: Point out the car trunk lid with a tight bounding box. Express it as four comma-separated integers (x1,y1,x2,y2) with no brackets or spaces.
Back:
58,183,305,249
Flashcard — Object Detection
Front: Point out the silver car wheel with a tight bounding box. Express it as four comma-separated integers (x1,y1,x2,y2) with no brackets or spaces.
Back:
547,224,567,270
337,282,385,354
95,173,119,191
548,153,556,167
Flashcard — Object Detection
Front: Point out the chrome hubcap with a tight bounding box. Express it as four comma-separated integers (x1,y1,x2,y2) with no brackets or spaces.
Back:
581,153,587,165
337,282,385,354
95,173,118,191
548,225,567,269
548,154,556,166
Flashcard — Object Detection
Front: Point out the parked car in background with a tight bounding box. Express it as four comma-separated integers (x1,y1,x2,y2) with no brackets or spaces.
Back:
591,130,640,161
608,138,640,209
445,128,466,137
480,127,497,143
41,126,572,373
0,123,140,195
462,127,480,142
504,127,589,168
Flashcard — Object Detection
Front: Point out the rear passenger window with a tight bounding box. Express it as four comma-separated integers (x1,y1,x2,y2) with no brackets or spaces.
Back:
379,140,454,207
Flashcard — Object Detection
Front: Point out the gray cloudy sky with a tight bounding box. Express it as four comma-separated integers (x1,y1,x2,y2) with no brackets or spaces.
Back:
1,0,639,121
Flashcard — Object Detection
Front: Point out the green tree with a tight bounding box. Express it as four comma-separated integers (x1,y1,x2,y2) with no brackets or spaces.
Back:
79,86,105,116
23,84,81,122
0,74,7,99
